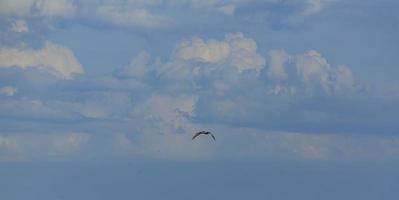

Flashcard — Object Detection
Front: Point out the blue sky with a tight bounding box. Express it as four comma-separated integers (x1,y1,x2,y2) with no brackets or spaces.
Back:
0,0,399,199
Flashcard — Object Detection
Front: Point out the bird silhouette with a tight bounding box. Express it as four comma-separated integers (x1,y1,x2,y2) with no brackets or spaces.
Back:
192,131,216,141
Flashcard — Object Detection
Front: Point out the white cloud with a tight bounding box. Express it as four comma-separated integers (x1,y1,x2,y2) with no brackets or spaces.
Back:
174,37,231,63
0,86,17,96
0,41,84,79
10,19,29,32
173,32,265,74
226,33,266,74
96,5,172,28
294,50,355,94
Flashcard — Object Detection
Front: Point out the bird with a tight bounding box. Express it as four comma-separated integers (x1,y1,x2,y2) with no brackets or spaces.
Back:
192,131,216,141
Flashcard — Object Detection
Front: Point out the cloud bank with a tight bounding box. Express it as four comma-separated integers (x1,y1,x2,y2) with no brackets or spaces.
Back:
0,31,397,162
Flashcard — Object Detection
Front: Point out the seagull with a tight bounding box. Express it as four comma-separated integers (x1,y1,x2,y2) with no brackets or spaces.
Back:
192,131,216,141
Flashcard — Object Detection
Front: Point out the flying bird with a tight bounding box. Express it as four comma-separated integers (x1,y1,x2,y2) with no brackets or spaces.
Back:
192,131,216,141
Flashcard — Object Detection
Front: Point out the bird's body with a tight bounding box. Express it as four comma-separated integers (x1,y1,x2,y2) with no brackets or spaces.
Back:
192,131,216,141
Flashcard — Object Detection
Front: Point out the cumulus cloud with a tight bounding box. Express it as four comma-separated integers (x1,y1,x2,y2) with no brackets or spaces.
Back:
0,41,84,79
166,33,353,96
173,32,265,74
0,86,17,96
1,32,395,162
294,50,355,94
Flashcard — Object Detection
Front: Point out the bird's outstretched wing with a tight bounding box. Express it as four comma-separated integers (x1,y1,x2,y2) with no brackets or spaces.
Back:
210,133,216,141
192,131,204,140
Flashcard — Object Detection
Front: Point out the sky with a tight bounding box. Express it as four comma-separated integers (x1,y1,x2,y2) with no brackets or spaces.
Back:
0,0,399,199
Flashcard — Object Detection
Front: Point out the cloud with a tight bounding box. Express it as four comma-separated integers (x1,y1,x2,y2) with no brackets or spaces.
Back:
0,0,36,16
0,132,91,161
9,19,29,32
0,0,75,17
294,50,355,95
266,49,290,80
116,51,151,78
0,41,84,79
2,129,399,162
34,0,76,17
51,132,90,154
0,86,17,96
218,4,236,15
1,31,397,162
172,32,265,75
302,0,324,16
220,128,399,161
112,132,215,160
96,5,172,28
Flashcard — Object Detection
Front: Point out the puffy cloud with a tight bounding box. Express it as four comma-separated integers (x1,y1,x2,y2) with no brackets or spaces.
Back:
173,32,265,74
1,32,396,163
0,86,17,96
174,37,231,63
10,19,29,32
294,50,355,94
0,41,84,79
96,5,172,28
